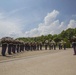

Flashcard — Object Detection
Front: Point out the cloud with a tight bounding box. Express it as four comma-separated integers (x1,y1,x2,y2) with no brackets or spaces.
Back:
23,10,64,37
0,10,76,38
0,13,5,19
24,10,76,37
0,7,27,20
6,7,27,17
44,10,59,25
0,12,23,38
67,20,76,28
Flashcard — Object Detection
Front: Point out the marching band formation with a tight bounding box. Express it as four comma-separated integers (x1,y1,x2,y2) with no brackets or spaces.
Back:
0,37,67,56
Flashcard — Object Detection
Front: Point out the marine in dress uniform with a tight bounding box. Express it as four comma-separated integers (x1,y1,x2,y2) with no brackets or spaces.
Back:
45,40,48,50
36,42,39,50
71,36,76,55
12,40,16,54
1,40,7,56
40,42,43,50
16,40,20,53
63,42,66,50
8,40,13,55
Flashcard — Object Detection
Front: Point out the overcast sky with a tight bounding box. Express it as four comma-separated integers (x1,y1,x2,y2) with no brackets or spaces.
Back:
0,0,76,38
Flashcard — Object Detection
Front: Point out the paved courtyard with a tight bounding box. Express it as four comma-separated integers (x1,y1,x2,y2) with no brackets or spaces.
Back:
0,48,76,75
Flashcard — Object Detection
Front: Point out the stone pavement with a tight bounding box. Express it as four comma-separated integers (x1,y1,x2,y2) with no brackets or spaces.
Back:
0,48,76,75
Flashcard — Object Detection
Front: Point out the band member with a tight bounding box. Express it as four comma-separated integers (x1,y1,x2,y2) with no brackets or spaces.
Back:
1,40,7,56
45,40,48,50
63,42,66,50
12,40,16,54
8,40,13,55
40,42,43,50
71,36,76,55
36,42,39,50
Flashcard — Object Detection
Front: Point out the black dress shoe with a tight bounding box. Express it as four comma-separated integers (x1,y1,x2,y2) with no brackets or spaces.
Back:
2,55,6,56
9,53,12,55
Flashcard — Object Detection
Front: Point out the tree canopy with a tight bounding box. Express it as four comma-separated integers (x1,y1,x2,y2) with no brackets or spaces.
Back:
16,28,76,47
